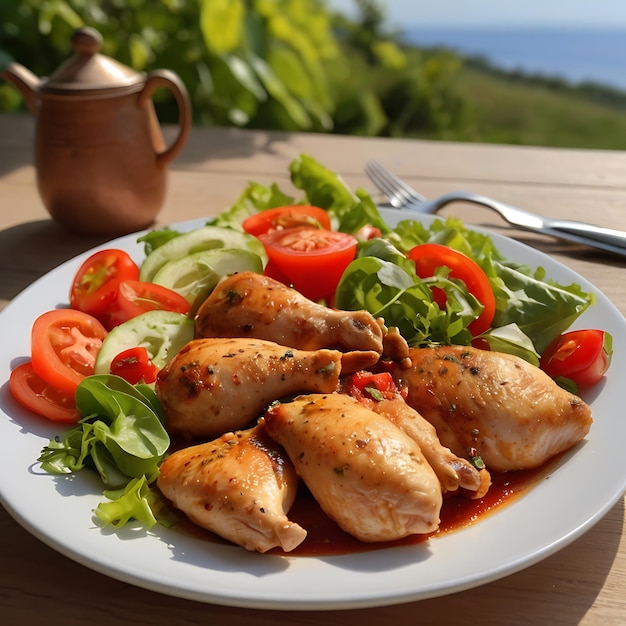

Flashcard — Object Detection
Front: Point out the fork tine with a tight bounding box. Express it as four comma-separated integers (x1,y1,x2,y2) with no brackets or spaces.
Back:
366,160,426,204
364,160,427,206
364,162,406,208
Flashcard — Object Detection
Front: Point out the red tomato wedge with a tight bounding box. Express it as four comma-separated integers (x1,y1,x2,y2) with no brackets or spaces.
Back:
70,249,139,318
30,309,107,394
540,329,612,388
260,227,358,301
242,205,331,237
262,258,293,286
10,361,79,423
345,371,400,401
99,280,191,330
407,243,496,336
110,346,160,384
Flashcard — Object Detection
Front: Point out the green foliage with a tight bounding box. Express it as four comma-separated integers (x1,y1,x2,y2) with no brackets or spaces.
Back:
450,64,626,149
328,1,470,138
0,0,342,130
0,0,468,137
4,1,624,148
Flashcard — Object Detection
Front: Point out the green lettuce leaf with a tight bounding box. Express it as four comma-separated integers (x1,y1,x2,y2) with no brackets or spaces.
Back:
289,154,391,234
95,474,176,530
39,375,168,485
491,260,592,353
38,375,171,529
481,323,540,365
137,227,181,256
209,181,296,229
209,153,391,235
138,155,594,362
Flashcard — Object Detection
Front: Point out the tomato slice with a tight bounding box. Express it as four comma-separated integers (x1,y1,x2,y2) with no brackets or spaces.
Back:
407,243,496,336
70,249,139,317
540,329,612,388
110,346,160,384
10,361,79,423
262,258,293,286
102,280,191,329
345,371,399,401
30,309,108,394
242,205,331,237
260,227,358,301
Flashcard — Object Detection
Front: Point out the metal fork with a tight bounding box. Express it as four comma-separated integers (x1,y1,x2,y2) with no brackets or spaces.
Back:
365,159,626,257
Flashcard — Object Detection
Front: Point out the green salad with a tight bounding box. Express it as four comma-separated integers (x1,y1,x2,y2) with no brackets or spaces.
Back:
37,153,595,530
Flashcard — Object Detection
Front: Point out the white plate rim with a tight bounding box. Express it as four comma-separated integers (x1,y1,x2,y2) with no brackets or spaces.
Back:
1,208,625,611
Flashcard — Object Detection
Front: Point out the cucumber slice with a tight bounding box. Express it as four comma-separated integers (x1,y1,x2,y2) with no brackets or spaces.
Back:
139,226,266,283
152,248,263,313
94,310,194,375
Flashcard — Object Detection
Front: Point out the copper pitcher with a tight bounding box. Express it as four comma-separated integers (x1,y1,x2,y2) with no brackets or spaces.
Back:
1,27,191,235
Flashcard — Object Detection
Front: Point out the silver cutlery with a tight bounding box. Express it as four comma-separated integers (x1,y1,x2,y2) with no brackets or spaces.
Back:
365,159,626,257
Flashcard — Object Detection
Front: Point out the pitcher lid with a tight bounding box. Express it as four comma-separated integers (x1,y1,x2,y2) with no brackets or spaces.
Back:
41,27,144,93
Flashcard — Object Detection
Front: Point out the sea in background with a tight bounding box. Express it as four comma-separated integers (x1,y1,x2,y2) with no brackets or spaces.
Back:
401,27,626,91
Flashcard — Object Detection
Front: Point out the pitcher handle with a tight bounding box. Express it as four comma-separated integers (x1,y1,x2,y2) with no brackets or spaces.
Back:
139,69,192,167
1,62,39,114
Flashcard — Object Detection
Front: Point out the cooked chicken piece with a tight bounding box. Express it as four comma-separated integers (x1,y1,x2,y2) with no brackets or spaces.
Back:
380,324,412,368
194,271,384,354
344,383,490,498
389,345,593,472
158,424,306,553
263,393,442,542
156,337,343,439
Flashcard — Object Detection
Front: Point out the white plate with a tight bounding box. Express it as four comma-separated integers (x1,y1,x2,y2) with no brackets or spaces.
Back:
1,209,625,611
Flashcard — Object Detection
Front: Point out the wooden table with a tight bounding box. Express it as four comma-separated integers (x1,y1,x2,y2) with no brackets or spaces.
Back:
1,112,625,625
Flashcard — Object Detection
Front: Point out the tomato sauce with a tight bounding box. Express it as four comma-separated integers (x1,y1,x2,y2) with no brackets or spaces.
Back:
278,462,552,556
171,457,559,556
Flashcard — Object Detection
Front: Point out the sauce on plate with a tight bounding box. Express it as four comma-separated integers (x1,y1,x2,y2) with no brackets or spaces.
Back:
172,456,558,556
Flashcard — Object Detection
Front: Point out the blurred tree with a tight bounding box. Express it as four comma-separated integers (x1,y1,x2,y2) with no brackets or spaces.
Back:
0,0,469,138
0,0,340,130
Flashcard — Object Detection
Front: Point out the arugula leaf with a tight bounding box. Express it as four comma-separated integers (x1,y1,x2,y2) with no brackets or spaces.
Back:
390,216,593,354
335,256,478,346
356,237,414,269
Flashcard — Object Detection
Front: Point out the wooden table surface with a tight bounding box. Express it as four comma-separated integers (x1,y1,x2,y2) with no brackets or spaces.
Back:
1,112,626,625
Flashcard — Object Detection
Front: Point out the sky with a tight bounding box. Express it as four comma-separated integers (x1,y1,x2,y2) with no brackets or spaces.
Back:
328,0,626,28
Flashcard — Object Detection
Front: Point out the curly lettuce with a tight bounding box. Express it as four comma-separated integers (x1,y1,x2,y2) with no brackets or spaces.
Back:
209,153,391,236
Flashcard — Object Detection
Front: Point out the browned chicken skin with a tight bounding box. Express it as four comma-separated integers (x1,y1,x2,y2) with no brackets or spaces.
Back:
156,337,343,439
350,391,491,498
389,345,593,472
263,393,442,542
158,269,595,549
158,424,306,553
194,271,385,354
